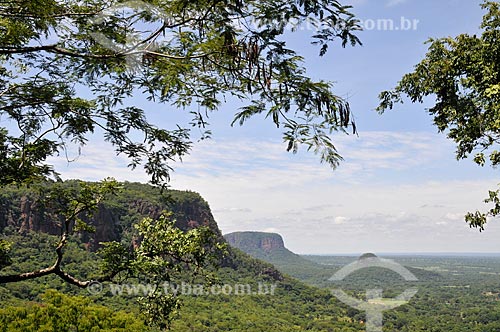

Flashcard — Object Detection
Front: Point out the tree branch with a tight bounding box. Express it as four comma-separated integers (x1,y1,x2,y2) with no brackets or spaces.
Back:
0,11,102,18
0,231,91,287
0,45,120,58
0,188,114,287
0,44,219,62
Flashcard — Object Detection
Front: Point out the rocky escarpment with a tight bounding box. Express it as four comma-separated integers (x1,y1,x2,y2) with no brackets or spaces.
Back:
0,181,222,250
224,231,285,254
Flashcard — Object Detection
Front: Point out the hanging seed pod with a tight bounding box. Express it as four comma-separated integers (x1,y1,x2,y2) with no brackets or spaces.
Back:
344,108,350,127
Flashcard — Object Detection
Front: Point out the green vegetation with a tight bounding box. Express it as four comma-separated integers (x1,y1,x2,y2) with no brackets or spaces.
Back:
305,254,500,331
2,184,500,331
0,224,366,331
0,181,225,328
3,227,500,331
229,231,500,332
0,290,150,332
0,0,360,188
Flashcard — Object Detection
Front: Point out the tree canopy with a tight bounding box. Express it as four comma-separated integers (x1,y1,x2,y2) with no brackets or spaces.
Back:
0,1,362,326
0,0,361,187
0,180,226,329
377,1,500,230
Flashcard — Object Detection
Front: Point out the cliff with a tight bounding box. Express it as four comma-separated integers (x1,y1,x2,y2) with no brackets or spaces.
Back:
224,231,336,284
224,231,311,264
224,231,285,253
0,181,222,250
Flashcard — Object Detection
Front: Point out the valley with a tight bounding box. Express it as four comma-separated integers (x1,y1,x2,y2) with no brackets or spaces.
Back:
1,183,499,331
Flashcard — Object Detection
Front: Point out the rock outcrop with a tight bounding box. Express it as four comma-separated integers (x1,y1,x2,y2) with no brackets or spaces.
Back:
0,182,222,250
224,231,285,253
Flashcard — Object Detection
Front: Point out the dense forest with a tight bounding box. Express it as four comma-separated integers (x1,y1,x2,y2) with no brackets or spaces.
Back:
2,0,500,330
228,231,500,331
1,182,500,331
0,181,364,331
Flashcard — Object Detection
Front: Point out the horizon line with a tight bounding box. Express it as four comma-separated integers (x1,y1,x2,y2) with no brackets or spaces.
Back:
299,252,500,257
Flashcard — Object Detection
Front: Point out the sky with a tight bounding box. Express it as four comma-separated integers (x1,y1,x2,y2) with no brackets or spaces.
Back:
49,0,500,254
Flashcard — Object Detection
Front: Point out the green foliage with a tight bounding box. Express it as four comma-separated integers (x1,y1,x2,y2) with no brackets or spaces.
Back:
0,239,11,270
0,0,361,187
0,231,101,299
98,212,226,328
132,213,225,277
0,181,226,328
3,224,500,331
0,178,120,279
0,289,151,332
41,178,120,229
377,1,500,230
1,225,365,331
98,242,133,280
299,255,500,332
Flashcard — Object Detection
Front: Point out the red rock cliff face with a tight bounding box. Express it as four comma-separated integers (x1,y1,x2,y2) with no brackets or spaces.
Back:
0,190,222,251
224,232,285,253
15,196,62,235
129,198,216,231
260,236,285,252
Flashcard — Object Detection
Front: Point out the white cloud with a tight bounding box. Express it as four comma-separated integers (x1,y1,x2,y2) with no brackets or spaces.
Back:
334,216,349,225
46,132,500,254
386,0,409,7
337,131,451,173
445,212,465,221
47,143,149,183
214,207,252,214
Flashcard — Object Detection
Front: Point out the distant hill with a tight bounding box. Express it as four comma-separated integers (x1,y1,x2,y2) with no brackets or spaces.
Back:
224,231,312,265
224,231,288,256
224,231,334,285
225,232,443,287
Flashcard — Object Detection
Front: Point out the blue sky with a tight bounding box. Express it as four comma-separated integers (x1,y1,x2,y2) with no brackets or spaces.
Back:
51,0,500,254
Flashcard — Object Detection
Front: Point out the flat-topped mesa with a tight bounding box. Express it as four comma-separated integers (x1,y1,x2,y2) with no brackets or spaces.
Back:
224,231,285,253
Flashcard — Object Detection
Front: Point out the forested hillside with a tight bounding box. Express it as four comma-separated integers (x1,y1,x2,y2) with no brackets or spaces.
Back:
1,182,500,331
0,181,365,331
0,181,222,249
